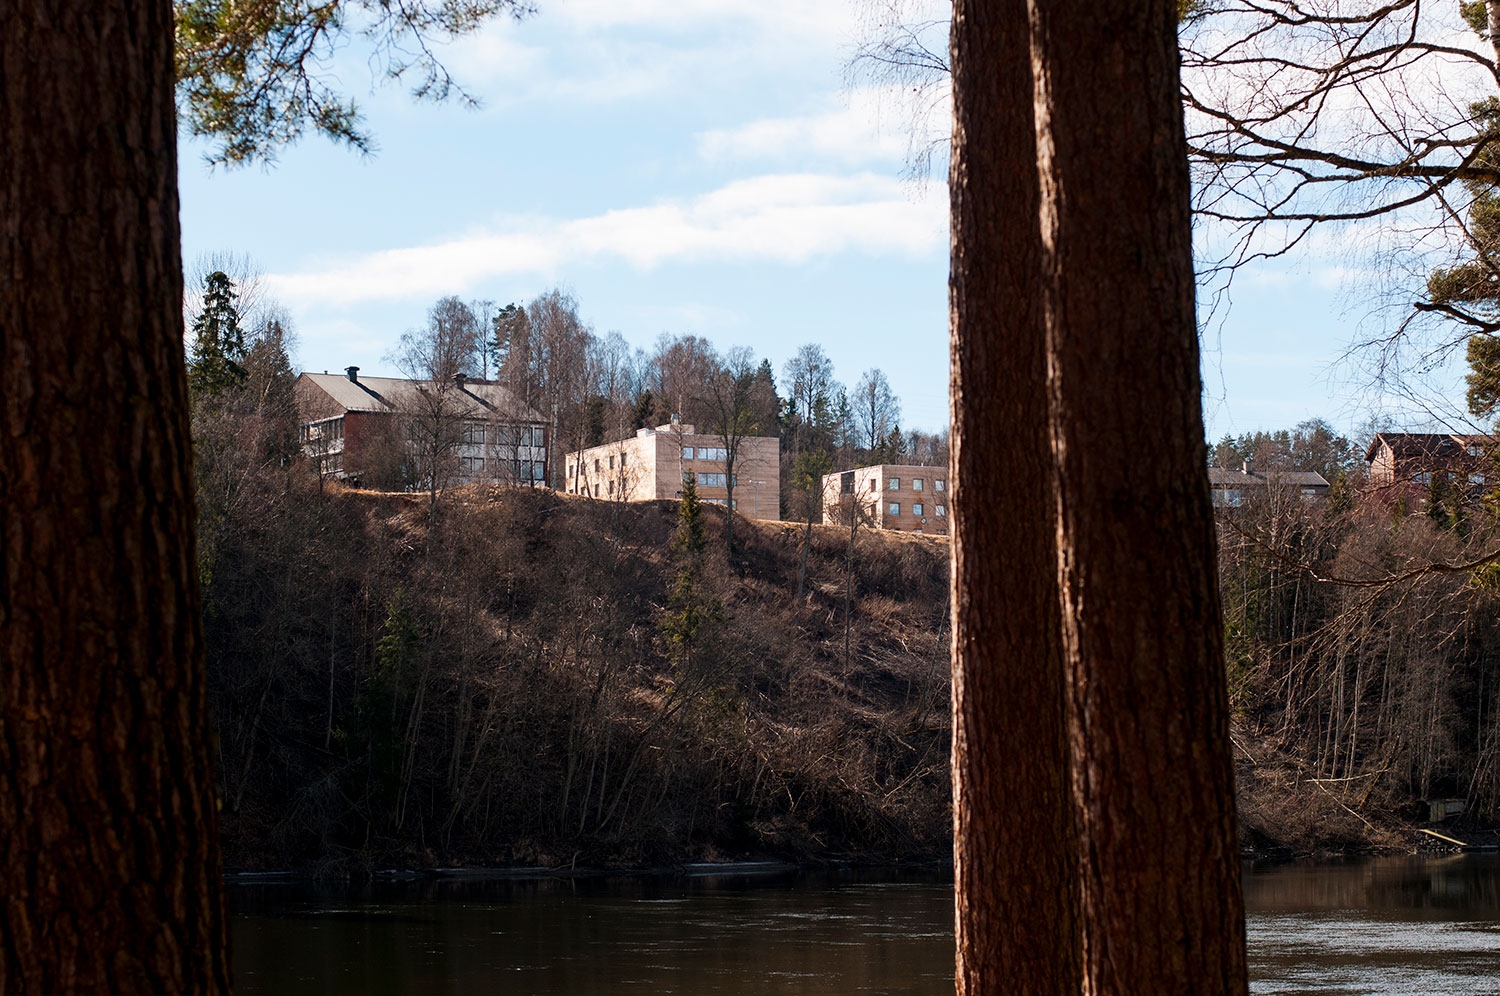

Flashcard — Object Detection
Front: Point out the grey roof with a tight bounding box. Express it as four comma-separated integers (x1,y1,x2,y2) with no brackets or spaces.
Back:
1208,467,1330,489
298,372,545,423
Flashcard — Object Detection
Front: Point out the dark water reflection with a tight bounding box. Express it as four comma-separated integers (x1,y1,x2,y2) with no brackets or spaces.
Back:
229,858,1500,994
230,870,954,995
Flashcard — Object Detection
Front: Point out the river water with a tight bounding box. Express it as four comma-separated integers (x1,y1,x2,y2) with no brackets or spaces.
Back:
229,857,1500,994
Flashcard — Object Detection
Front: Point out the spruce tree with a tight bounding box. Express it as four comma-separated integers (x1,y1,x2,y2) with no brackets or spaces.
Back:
662,477,720,674
188,270,247,398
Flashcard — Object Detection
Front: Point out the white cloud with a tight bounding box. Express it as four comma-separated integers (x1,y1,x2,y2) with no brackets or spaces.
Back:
268,173,945,306
553,0,853,40
697,89,919,167
440,0,859,107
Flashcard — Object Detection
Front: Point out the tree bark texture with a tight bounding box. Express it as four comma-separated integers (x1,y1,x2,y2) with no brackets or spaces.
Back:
951,2,1248,994
0,2,231,994
949,0,1080,993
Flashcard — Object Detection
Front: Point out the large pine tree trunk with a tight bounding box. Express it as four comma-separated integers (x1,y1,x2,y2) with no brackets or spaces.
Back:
951,2,1248,993
949,0,1080,993
1031,4,1247,990
0,3,231,994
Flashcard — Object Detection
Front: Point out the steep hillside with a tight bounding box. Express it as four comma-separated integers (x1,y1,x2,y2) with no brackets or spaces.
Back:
202,478,952,873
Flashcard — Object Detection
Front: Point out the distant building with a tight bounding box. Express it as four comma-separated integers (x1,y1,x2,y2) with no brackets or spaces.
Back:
563,420,781,520
295,367,548,486
1208,461,1330,507
1364,432,1494,488
822,464,950,535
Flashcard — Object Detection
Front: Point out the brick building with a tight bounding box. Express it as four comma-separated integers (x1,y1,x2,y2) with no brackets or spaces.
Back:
295,367,548,486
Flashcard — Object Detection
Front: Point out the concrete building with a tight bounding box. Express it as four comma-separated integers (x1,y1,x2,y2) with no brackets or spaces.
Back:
822,464,950,535
295,367,548,486
563,421,781,520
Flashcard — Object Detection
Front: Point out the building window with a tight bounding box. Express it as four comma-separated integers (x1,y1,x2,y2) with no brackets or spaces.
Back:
1472,473,1487,487
935,504,946,517
913,478,924,491
461,423,485,445
608,480,614,495
868,479,877,491
593,484,600,497
621,453,628,467
889,502,900,516
609,455,615,469
698,473,726,487
567,463,574,477
682,446,695,460
888,478,900,490
1415,472,1431,484
913,503,924,517
934,479,946,492
683,471,696,484
594,459,601,472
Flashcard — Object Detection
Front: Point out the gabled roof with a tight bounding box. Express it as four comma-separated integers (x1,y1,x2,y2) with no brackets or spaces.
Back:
1207,467,1330,489
297,372,545,423
1363,432,1492,464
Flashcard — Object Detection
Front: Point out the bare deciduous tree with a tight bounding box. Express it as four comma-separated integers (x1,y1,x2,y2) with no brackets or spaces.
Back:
650,333,720,426
389,296,483,535
852,367,902,456
697,346,777,552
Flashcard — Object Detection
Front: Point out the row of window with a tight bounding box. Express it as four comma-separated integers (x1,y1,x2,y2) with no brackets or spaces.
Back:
1412,471,1487,486
873,476,946,493
459,424,545,447
687,472,734,488
566,446,737,479
888,502,946,518
300,417,344,443
569,480,633,498
684,446,728,461
1213,488,1324,508
457,457,547,480
569,452,631,478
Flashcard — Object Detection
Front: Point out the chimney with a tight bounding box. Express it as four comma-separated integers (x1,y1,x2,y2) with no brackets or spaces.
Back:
1243,455,1253,476
670,413,681,426
345,366,359,382
455,373,467,389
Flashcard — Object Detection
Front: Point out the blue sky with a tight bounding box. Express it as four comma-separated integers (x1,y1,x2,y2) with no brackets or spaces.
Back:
177,1,1457,441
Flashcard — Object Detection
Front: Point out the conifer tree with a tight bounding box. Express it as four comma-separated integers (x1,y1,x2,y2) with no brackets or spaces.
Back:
662,478,720,674
188,270,247,398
